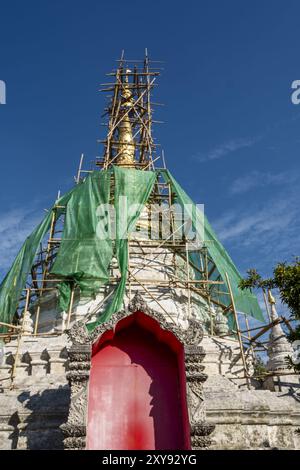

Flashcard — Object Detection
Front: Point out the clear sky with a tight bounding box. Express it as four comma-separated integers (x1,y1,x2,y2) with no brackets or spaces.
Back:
0,0,299,317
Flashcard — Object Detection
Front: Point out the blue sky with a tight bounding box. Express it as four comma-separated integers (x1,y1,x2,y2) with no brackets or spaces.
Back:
0,0,299,317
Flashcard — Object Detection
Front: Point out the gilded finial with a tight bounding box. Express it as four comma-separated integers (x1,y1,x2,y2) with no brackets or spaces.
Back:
268,290,276,305
116,69,135,166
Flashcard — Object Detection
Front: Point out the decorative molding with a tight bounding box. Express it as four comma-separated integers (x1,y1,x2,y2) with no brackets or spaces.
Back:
60,324,91,449
184,344,213,449
61,291,214,450
66,320,91,345
89,309,128,344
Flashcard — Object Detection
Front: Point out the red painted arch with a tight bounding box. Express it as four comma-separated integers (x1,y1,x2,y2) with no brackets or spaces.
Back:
87,311,191,450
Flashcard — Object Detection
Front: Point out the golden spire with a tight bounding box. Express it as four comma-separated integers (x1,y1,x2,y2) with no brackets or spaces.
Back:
117,69,135,166
268,289,276,305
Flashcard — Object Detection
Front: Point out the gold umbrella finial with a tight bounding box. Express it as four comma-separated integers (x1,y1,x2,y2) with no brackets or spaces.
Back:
116,69,135,167
268,290,276,305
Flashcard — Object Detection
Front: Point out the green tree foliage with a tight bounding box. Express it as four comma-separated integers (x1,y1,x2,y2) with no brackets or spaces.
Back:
273,259,300,320
239,258,300,321
239,258,300,372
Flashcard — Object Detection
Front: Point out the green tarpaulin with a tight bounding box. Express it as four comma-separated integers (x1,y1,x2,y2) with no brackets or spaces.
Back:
0,189,74,332
76,167,156,329
51,170,112,311
0,166,263,331
51,167,156,327
160,169,264,322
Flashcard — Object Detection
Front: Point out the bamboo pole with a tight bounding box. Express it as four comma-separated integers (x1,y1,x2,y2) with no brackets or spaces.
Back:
76,153,84,183
66,286,76,329
10,288,30,387
262,288,272,322
203,247,214,336
281,316,294,334
34,206,57,334
128,234,132,302
245,315,251,341
232,317,282,360
34,304,41,336
225,273,251,389
162,149,167,169
0,322,20,330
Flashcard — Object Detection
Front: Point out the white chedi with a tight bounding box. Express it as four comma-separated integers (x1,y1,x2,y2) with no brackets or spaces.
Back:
266,290,293,372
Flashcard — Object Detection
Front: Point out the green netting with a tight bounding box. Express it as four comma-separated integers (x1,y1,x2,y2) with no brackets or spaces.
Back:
0,165,263,333
160,169,264,323
87,166,156,329
51,170,112,311
0,189,74,332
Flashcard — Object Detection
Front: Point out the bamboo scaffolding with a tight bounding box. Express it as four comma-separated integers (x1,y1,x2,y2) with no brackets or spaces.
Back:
97,51,160,170
66,285,75,329
0,321,20,330
0,51,281,390
262,288,272,323
34,205,58,335
185,241,191,320
10,288,30,387
225,272,251,390
127,269,176,324
76,153,84,183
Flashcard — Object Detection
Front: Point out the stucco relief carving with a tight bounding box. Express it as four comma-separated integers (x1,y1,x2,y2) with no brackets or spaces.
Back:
60,342,91,449
66,320,90,345
61,291,214,450
184,345,214,448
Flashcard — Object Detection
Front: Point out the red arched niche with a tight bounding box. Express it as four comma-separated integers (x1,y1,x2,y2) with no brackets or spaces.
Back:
87,311,191,450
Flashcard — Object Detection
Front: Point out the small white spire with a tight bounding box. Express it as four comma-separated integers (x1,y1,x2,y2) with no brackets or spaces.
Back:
266,290,293,372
